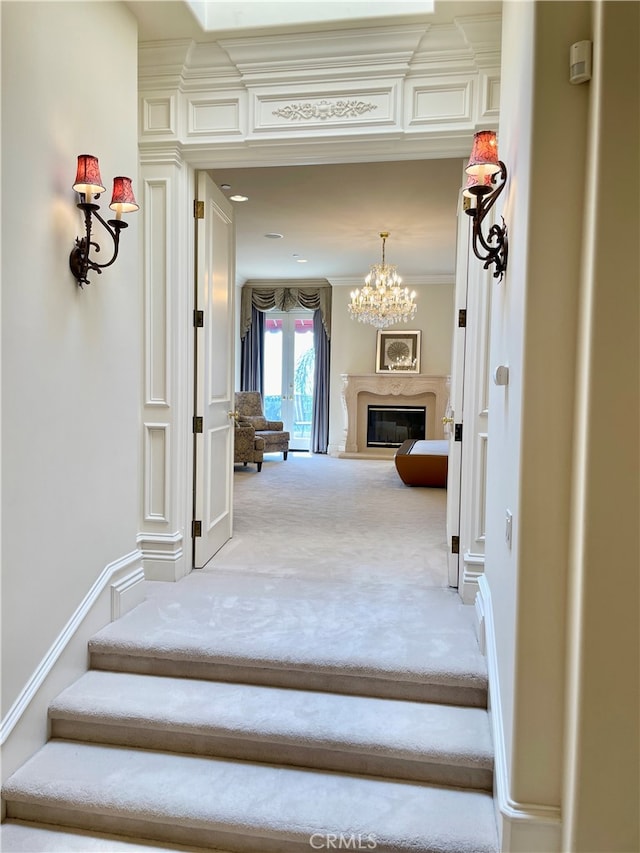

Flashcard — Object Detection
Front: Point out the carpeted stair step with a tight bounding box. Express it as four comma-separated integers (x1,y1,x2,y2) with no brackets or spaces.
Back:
88,574,488,708
2,740,499,853
49,670,493,790
0,820,228,852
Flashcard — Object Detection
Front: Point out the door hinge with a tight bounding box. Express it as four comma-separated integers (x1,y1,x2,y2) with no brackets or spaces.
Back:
454,423,463,442
194,200,204,219
451,535,460,554
193,416,203,434
458,309,467,328
192,520,202,538
193,310,204,328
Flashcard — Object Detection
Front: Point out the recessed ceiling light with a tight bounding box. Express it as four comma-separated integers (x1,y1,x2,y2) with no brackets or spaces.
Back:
230,194,248,202
220,183,231,190
296,258,308,263
265,233,283,239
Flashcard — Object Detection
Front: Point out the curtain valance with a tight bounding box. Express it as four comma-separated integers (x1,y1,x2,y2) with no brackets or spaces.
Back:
240,284,331,340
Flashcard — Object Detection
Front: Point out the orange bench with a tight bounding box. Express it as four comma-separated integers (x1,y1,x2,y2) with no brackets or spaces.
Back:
394,439,449,488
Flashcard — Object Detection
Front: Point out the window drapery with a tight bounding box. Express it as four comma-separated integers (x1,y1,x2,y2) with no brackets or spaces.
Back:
239,283,332,452
240,305,264,393
240,282,331,341
311,308,330,453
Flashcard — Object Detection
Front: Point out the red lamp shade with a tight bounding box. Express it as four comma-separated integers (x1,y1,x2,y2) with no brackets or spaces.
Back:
463,172,494,198
465,130,501,177
109,177,139,215
73,155,106,197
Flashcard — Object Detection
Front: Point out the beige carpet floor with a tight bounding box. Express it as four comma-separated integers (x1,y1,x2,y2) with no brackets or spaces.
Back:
214,452,449,587
2,454,497,853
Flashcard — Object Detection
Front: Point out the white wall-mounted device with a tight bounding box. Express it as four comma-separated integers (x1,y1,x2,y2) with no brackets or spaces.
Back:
493,365,510,386
570,40,592,84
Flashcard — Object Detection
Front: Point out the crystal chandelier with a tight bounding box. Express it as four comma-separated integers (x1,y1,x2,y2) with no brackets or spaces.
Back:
348,232,417,329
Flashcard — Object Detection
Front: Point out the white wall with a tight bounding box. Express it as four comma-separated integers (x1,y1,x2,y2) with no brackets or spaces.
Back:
485,2,638,849
328,282,454,452
563,3,639,849
484,0,591,840
1,0,141,768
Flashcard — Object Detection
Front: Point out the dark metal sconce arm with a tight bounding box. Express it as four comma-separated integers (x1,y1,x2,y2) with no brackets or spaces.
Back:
466,161,509,281
69,200,128,288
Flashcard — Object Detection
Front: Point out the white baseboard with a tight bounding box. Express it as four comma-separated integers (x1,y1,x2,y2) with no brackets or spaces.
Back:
477,576,562,852
111,567,146,620
0,549,143,748
461,551,485,604
137,531,186,581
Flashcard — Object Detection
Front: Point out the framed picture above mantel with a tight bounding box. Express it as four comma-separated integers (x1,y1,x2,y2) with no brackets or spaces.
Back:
375,330,421,374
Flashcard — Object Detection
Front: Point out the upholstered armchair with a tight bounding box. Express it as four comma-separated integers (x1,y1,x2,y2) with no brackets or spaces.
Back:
234,392,290,461
234,423,265,472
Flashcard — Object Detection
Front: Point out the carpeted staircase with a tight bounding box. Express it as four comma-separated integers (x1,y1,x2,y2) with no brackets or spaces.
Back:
2,571,498,852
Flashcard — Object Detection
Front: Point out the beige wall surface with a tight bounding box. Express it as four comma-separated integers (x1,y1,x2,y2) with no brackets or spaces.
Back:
487,2,638,848
328,283,454,452
563,3,640,850
1,0,140,721
485,0,591,811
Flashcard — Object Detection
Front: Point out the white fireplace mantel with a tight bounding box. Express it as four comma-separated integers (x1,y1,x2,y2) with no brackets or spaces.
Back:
339,373,450,456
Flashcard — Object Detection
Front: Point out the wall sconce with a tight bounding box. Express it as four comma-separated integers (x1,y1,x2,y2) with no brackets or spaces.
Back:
462,130,508,281
70,154,139,287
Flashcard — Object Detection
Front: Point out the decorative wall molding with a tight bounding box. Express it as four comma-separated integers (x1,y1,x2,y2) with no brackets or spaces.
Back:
217,25,427,82
138,15,501,163
480,70,501,119
110,568,146,620
461,551,485,604
137,158,194,587
0,549,143,746
187,96,243,137
144,423,170,523
143,178,172,408
141,95,176,136
137,531,185,582
252,84,397,135
273,99,378,121
139,145,186,167
407,79,473,127
478,576,563,852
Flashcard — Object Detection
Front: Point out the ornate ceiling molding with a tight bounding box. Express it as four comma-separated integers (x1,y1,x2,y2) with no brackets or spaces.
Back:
272,99,378,122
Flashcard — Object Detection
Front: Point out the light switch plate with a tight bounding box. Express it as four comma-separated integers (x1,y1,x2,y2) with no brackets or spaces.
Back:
505,510,513,549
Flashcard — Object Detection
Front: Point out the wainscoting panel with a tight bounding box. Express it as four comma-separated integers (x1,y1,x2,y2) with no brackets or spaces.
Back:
138,160,193,584
407,79,473,127
475,434,489,543
142,95,176,137
144,179,170,408
206,426,231,531
187,96,243,137
144,423,169,523
480,70,501,120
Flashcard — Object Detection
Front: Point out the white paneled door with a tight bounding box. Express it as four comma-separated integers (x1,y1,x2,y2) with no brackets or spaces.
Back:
446,201,470,588
193,172,235,568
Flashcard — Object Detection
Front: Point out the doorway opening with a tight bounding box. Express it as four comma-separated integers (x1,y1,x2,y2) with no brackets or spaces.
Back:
263,310,315,452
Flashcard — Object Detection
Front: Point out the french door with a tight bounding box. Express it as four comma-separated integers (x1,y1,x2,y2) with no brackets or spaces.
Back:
263,311,315,451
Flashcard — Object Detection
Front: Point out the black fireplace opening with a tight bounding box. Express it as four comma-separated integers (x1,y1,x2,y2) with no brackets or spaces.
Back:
367,405,426,448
